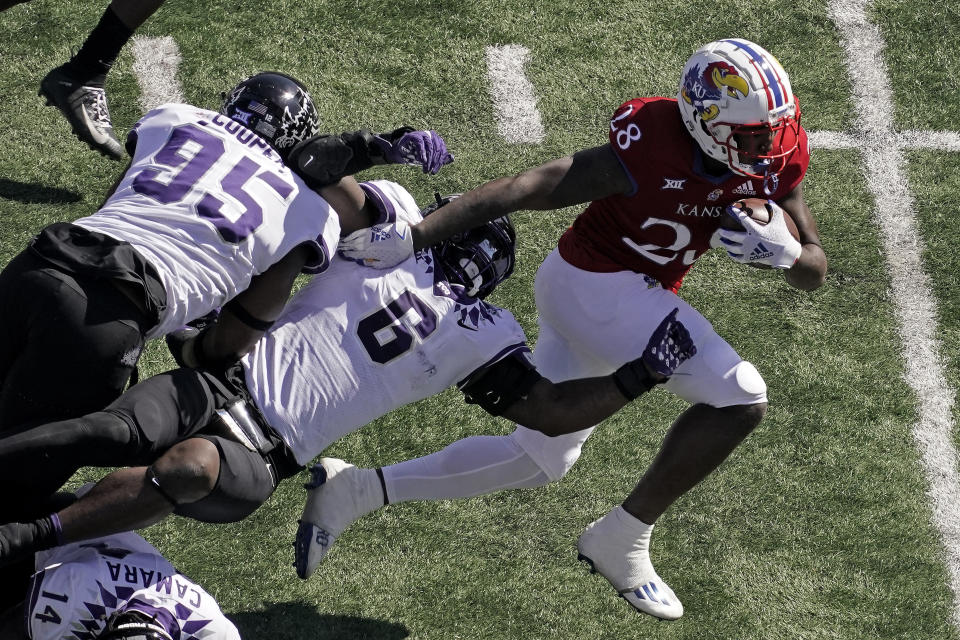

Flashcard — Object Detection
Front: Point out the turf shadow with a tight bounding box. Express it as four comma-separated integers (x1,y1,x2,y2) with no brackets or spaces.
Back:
0,178,81,205
230,601,409,640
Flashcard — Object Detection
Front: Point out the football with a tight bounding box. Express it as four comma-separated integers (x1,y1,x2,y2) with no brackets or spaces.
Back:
720,197,800,240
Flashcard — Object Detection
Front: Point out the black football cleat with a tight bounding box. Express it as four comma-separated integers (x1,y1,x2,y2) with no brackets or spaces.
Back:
39,65,124,160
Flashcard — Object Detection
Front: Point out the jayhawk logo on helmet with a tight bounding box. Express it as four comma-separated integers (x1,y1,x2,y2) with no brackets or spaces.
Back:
680,62,750,123
677,39,800,180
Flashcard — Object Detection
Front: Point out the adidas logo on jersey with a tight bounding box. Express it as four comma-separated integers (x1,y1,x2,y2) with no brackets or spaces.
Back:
750,242,774,262
732,181,756,195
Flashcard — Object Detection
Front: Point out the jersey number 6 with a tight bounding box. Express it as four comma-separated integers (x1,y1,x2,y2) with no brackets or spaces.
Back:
357,290,438,364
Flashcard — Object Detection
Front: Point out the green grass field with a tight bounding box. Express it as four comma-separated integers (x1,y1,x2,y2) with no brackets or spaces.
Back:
2,0,960,638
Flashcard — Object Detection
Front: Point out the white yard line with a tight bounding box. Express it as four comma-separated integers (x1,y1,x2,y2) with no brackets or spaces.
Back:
899,130,960,152
829,0,960,628
131,35,184,113
807,130,859,149
485,45,546,144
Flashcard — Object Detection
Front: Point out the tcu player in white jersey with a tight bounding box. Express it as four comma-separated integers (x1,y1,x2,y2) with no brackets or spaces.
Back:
0,70,450,434
8,532,240,640
0,181,695,575
337,40,828,620
0,485,238,640
0,71,451,519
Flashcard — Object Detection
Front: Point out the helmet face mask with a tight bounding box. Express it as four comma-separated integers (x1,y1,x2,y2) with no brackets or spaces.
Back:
678,39,801,180
98,610,174,640
221,71,319,161
421,194,516,300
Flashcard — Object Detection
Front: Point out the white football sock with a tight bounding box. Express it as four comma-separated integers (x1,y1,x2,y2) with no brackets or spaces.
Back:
382,435,549,503
613,505,655,537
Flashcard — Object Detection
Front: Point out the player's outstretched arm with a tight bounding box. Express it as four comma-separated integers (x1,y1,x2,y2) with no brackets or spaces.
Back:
476,310,697,436
500,375,634,436
778,183,827,291
318,176,378,236
288,128,452,189
411,144,632,250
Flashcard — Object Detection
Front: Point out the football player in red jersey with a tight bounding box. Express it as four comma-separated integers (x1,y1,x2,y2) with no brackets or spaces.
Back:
333,39,827,620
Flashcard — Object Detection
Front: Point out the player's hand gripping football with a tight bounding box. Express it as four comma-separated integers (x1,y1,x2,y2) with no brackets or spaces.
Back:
612,308,697,400
371,128,453,174
717,199,802,269
337,219,414,268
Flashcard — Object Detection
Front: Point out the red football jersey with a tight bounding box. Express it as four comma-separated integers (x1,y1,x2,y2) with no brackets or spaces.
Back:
558,97,809,292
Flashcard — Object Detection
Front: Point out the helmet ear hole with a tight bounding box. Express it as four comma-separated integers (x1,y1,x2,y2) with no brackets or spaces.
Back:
698,118,711,138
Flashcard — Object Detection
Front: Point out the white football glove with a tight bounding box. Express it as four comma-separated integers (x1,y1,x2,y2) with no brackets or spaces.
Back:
337,219,414,268
716,200,802,269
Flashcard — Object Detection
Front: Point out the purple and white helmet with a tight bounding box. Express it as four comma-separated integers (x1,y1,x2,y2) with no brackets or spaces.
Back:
422,193,516,300
98,610,174,640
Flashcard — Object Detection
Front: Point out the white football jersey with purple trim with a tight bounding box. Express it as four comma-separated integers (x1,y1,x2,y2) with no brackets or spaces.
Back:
26,531,240,640
243,180,529,465
75,103,341,339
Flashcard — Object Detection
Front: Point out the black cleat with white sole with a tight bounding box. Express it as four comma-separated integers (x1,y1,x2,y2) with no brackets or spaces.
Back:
39,65,124,160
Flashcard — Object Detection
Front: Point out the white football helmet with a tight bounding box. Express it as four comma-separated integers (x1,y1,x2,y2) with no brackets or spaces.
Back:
678,39,800,181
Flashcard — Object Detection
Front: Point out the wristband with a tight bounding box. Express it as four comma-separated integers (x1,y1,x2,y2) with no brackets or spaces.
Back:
612,359,658,400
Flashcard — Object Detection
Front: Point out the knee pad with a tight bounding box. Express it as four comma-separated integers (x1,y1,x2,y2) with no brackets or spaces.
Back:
730,360,767,403
78,410,137,449
664,332,768,407
146,442,220,506
509,424,595,482
44,410,137,466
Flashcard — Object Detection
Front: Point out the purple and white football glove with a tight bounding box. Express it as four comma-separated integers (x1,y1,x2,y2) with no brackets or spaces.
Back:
337,219,414,268
612,308,696,400
717,200,801,269
642,307,696,378
372,129,453,174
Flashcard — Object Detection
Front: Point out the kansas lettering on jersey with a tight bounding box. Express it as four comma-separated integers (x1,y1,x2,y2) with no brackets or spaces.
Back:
75,103,341,339
243,180,529,465
27,531,239,640
558,97,810,292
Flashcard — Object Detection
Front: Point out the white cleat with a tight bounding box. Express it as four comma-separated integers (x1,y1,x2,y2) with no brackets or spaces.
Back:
293,458,384,579
576,507,684,621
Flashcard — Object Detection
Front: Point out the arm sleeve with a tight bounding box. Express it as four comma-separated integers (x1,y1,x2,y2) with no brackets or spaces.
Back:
287,128,415,188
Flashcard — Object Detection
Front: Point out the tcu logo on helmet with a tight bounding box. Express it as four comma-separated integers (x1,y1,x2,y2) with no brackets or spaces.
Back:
680,62,750,123
221,72,319,160
273,101,317,152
